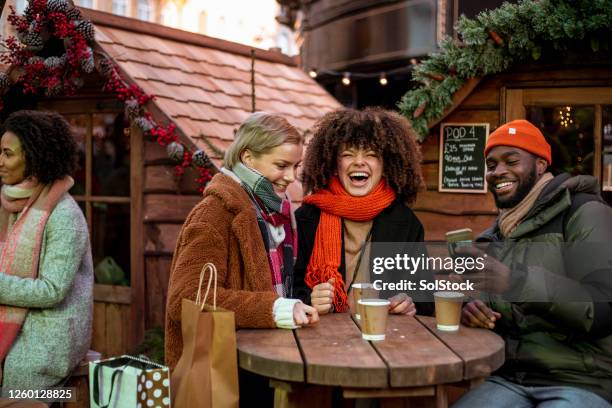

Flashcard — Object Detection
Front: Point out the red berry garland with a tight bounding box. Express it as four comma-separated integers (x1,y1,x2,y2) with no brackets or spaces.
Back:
0,0,212,190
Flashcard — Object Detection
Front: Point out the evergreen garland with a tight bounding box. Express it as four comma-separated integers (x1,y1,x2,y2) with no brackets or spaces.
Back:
398,0,612,140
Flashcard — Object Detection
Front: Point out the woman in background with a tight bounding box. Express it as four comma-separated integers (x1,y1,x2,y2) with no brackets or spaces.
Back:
0,110,93,394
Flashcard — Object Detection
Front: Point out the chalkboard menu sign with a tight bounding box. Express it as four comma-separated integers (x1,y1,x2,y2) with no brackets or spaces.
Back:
439,123,490,193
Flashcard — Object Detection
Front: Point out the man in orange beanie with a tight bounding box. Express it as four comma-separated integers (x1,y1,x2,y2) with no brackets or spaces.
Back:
453,119,612,407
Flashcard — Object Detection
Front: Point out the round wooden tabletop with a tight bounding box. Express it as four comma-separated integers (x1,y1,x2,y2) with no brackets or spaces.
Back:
236,313,504,389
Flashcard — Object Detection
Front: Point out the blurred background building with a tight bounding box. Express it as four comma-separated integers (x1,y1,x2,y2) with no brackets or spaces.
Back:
277,0,513,108
3,0,298,55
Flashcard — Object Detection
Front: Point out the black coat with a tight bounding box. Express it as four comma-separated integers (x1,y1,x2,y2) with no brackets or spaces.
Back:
293,198,433,315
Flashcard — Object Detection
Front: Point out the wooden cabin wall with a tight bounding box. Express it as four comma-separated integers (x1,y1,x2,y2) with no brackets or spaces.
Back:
413,60,612,241
414,77,500,241
142,141,201,331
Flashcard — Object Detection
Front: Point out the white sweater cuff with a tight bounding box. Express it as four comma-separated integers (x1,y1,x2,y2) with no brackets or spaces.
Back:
273,298,301,329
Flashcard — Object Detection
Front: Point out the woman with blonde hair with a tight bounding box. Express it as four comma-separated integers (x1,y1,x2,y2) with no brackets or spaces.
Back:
165,112,319,371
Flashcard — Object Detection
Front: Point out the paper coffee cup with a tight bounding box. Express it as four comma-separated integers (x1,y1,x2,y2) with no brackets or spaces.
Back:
358,298,390,341
434,291,464,332
351,283,376,320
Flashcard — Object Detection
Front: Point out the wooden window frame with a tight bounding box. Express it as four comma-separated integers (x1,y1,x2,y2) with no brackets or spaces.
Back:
504,87,612,181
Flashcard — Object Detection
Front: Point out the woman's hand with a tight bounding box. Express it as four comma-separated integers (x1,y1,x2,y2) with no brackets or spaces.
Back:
311,278,335,315
461,299,501,329
388,293,416,316
293,302,319,326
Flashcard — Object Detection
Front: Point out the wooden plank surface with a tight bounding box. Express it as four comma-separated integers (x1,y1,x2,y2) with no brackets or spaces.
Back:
416,212,496,241
92,302,106,356
143,194,201,222
237,329,304,382
417,316,505,380
371,316,463,387
93,283,131,304
144,223,182,254
296,313,388,388
130,123,146,349
145,256,172,329
414,191,498,215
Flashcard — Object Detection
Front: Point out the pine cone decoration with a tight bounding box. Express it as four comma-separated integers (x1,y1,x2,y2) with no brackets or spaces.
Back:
0,73,11,90
47,0,70,13
23,31,44,51
125,99,140,120
192,150,210,167
413,101,427,119
27,56,44,65
66,6,82,20
166,142,185,162
75,21,96,42
81,48,95,73
135,116,154,133
44,56,65,69
23,4,36,22
97,56,115,77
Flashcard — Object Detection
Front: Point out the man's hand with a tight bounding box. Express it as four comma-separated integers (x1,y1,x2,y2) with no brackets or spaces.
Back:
293,302,319,326
311,278,335,314
454,246,512,294
461,299,501,329
388,293,416,316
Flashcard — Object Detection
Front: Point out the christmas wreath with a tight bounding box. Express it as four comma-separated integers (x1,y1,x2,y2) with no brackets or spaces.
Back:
398,0,612,140
0,0,212,191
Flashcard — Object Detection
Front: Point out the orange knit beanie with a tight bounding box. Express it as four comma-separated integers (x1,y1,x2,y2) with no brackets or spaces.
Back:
485,119,552,165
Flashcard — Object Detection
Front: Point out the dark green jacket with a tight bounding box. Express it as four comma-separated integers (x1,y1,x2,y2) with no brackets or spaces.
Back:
478,174,612,402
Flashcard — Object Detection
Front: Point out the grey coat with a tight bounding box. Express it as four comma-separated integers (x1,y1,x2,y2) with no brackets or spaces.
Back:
0,193,93,393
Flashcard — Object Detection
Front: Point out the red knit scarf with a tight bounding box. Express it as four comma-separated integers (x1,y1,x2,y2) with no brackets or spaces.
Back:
303,177,395,311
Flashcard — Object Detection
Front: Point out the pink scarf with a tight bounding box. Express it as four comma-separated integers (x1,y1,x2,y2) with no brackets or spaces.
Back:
0,176,74,362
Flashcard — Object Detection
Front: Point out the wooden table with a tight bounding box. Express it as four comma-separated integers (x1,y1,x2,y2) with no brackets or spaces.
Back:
237,314,504,408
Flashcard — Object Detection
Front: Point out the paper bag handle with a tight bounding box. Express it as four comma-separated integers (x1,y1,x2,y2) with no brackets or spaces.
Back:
195,262,217,311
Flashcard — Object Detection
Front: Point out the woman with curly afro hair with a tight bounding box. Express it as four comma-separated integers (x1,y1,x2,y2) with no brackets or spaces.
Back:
0,110,93,395
293,107,433,317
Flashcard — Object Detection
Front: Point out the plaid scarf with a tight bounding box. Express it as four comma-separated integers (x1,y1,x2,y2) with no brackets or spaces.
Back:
229,163,297,297
0,176,74,362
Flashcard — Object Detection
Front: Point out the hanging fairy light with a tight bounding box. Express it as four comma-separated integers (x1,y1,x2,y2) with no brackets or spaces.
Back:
304,66,414,86
559,106,574,128
342,72,351,86
379,73,388,86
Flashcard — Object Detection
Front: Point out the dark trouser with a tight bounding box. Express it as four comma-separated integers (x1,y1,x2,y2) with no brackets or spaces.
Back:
239,368,274,408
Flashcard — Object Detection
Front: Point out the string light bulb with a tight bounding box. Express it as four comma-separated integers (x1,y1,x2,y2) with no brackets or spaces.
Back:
308,68,317,79
379,73,388,86
342,73,351,86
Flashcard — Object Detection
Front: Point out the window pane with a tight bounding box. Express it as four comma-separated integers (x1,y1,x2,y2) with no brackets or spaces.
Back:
138,0,151,21
92,203,131,285
65,115,89,197
112,0,128,15
526,106,594,176
92,113,130,197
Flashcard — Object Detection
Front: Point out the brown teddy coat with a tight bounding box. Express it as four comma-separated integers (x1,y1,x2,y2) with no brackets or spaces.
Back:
165,173,279,370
